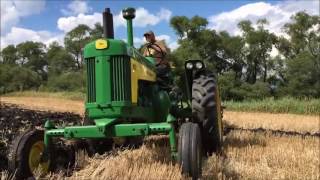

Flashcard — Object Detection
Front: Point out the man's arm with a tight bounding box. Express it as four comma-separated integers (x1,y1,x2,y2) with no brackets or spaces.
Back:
150,41,167,55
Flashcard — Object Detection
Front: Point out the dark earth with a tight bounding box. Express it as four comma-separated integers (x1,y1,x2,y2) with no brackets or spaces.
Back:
0,103,81,171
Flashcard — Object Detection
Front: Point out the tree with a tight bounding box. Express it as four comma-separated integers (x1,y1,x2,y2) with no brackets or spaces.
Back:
47,71,85,92
283,12,319,56
47,42,76,75
1,45,18,64
170,16,190,39
16,41,48,80
90,23,104,40
0,65,41,93
64,24,91,70
238,19,277,83
285,52,320,97
277,12,320,97
218,31,245,80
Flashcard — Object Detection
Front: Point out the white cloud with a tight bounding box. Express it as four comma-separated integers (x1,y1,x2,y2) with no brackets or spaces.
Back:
1,0,46,34
124,8,171,28
1,27,64,49
208,1,319,36
57,7,172,33
168,41,179,50
57,13,102,33
61,0,91,16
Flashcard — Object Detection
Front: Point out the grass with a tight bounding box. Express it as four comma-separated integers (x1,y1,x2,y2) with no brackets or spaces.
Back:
208,131,320,179
2,91,85,101
224,111,320,134
224,97,320,115
52,136,183,180
2,91,320,115
0,96,84,115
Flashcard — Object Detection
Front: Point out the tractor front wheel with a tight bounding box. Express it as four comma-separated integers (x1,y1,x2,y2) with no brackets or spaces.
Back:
178,122,202,179
8,129,50,179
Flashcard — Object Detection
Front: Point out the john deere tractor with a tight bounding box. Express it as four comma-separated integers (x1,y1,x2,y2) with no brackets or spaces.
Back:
8,7,223,179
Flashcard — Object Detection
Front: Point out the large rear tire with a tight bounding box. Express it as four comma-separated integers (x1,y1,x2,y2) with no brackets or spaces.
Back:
192,74,223,154
178,122,202,179
8,129,50,179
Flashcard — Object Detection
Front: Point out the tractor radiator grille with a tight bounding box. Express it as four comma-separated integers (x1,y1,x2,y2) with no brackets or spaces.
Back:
86,58,96,103
110,55,131,102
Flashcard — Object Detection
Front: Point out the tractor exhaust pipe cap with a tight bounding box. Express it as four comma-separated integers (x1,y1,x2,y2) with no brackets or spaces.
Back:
122,7,136,20
102,8,114,39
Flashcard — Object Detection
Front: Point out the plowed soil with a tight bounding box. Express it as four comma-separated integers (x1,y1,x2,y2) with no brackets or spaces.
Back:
0,103,82,171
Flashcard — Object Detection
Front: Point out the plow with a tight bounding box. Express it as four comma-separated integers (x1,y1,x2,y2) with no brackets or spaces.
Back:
8,7,224,179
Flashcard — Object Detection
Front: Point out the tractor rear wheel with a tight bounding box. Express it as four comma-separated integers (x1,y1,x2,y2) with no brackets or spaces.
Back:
192,74,223,154
8,129,50,179
178,122,202,179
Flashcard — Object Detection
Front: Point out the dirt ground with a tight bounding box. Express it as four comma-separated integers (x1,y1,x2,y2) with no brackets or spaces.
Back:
0,96,319,179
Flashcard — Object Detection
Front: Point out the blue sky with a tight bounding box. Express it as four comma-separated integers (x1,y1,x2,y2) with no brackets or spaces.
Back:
1,0,319,49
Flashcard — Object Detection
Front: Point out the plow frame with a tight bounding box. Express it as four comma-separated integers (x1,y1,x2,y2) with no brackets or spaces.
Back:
43,115,178,158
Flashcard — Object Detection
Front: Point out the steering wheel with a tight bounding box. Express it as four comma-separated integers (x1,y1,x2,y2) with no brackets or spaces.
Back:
146,43,166,64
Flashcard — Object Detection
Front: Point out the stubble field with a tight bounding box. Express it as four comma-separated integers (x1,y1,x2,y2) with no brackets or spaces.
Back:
0,96,319,179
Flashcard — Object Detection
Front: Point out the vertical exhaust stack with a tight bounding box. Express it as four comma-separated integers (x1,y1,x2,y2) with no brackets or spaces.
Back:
122,7,136,47
103,8,114,39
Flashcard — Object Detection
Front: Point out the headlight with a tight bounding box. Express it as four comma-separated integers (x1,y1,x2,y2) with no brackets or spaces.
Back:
186,62,193,69
195,62,203,69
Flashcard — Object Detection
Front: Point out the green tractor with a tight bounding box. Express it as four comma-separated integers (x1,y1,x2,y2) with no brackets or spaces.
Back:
8,7,223,179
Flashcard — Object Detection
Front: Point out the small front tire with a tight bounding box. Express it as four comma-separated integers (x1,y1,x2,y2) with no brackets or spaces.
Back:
178,122,202,179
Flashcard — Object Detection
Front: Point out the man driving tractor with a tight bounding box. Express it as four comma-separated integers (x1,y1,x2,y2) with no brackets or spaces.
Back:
142,31,171,90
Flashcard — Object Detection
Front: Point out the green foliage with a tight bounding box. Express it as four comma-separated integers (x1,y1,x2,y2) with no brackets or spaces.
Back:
284,51,320,97
1,45,18,64
0,64,41,93
47,71,85,92
64,24,91,69
218,71,271,101
224,97,320,115
47,42,76,74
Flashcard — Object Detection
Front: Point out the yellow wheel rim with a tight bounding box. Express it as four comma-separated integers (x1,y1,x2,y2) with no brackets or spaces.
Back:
28,141,49,174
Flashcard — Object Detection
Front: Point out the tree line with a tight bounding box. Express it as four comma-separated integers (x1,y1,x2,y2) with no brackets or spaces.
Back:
0,11,319,100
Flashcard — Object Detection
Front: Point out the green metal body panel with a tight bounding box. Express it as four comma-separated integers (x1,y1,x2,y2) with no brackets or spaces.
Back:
153,90,171,122
83,38,164,124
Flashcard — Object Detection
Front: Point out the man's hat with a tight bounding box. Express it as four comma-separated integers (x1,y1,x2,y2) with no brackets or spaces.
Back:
144,30,154,36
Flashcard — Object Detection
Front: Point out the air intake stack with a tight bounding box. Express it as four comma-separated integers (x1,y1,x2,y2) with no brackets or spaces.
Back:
122,7,136,47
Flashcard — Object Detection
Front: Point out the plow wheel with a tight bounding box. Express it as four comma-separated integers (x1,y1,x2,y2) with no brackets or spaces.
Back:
8,129,50,179
192,74,223,154
178,122,202,180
